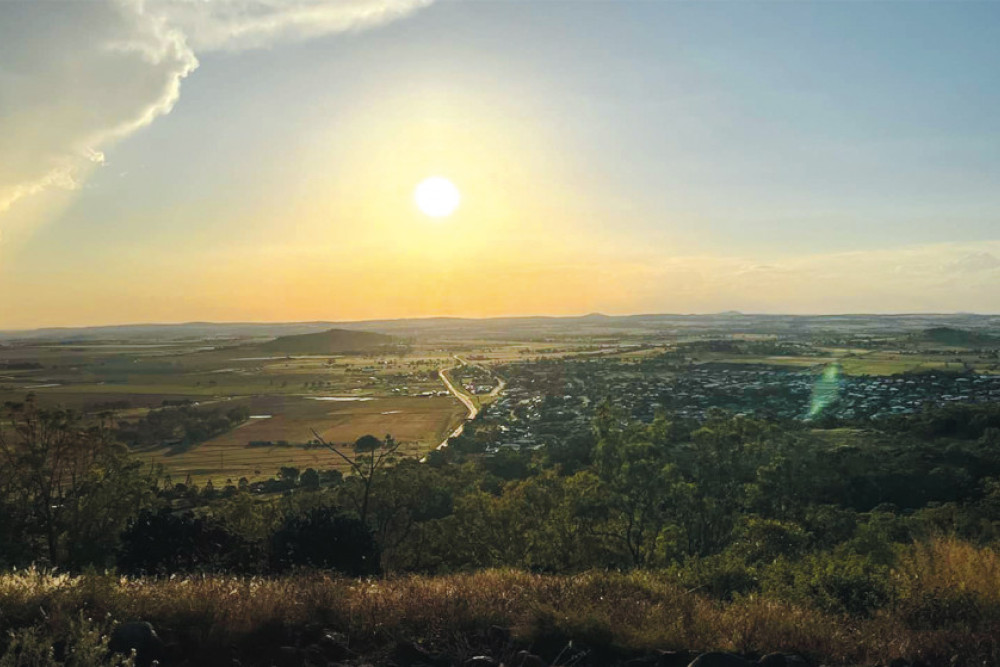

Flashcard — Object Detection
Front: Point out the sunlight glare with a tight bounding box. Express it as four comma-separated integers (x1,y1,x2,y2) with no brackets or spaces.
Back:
414,177,461,218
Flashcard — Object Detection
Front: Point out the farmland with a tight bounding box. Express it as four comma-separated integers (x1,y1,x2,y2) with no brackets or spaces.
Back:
4,314,1000,484
0,332,483,483
688,350,1000,376
140,395,466,483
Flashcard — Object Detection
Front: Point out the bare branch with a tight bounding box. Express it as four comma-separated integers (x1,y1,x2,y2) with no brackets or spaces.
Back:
311,428,363,476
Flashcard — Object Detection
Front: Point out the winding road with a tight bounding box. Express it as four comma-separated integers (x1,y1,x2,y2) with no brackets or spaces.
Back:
434,356,505,451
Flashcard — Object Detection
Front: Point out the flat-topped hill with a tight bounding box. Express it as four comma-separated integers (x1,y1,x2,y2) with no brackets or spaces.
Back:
259,328,396,355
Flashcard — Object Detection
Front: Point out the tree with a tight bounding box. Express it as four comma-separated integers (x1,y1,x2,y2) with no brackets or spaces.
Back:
213,490,284,543
278,465,300,487
300,467,320,490
543,431,595,474
269,507,379,575
483,448,532,481
592,405,692,566
312,431,402,524
679,412,778,556
361,459,454,571
0,396,159,567
119,509,256,574
448,471,579,570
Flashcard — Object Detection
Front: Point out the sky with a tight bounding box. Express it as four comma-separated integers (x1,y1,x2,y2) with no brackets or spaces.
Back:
2,0,1000,328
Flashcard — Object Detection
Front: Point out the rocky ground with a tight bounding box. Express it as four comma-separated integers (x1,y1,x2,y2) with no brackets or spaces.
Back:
106,620,937,667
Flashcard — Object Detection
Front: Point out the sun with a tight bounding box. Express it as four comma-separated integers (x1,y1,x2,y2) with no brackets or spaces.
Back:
414,176,461,218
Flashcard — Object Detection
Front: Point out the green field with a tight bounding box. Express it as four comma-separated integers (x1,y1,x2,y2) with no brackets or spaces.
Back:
699,349,1000,376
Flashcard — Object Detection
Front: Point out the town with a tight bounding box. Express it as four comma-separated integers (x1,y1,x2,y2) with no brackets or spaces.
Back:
472,353,1000,454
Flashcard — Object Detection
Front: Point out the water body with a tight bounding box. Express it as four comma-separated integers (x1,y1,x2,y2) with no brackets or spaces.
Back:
306,396,376,402
233,355,343,361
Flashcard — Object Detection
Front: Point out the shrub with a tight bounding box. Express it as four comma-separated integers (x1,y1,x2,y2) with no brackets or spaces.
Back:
269,507,379,575
761,551,894,617
670,553,760,600
118,510,258,575
0,615,134,667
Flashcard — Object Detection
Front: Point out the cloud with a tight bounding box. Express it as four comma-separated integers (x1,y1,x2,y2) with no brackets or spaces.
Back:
0,0,431,215
160,0,433,51
606,241,1000,314
945,251,1000,275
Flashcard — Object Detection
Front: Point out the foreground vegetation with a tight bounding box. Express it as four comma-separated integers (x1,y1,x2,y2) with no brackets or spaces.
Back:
2,539,1000,666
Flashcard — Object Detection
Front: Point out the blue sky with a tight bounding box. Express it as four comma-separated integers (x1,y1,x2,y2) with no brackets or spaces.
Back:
2,0,999,326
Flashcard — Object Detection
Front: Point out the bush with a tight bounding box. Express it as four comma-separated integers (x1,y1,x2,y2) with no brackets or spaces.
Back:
0,614,134,667
521,605,615,662
269,507,379,575
118,510,258,575
761,551,894,617
670,553,760,600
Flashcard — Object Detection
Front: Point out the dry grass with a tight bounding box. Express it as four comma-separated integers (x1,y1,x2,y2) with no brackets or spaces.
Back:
3,540,1000,665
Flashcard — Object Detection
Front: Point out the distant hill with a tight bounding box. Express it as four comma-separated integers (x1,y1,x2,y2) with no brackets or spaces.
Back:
259,328,396,354
6,313,1000,342
921,326,1000,347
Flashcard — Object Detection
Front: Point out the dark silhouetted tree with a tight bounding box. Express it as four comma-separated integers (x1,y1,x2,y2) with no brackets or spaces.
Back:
312,431,402,524
269,507,379,575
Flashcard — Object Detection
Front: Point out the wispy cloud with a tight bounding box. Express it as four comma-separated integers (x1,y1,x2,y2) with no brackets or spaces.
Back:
627,241,1000,314
160,0,433,51
0,0,432,215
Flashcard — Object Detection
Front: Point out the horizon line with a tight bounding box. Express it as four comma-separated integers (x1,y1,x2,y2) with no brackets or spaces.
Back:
2,310,999,334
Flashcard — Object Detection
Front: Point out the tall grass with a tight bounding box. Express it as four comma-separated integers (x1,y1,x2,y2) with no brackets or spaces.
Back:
2,539,1000,665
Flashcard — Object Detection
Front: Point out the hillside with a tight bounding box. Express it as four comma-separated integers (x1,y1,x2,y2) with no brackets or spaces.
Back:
258,328,396,355
920,326,1000,347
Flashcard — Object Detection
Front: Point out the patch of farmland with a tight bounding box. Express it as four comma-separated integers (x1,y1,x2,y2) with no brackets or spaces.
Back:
0,390,210,412
142,395,466,483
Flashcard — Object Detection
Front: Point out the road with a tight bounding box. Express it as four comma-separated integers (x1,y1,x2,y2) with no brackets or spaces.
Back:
433,356,505,451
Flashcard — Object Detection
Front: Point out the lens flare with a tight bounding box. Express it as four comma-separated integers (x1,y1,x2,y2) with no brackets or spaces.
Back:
808,363,842,418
